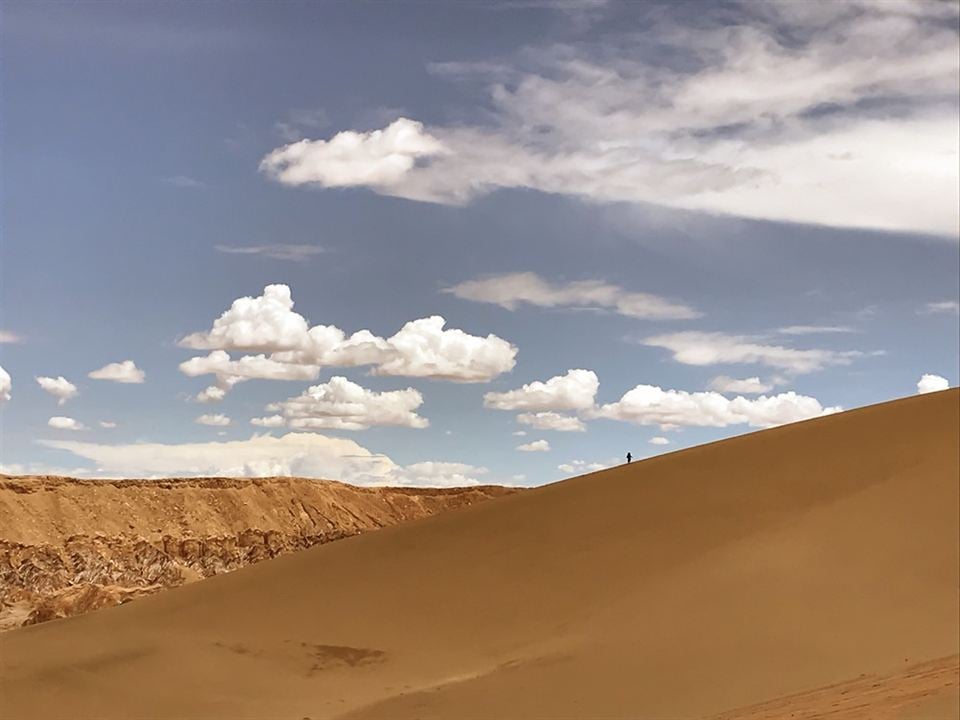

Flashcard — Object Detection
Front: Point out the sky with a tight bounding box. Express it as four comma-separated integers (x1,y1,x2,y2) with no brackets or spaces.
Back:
0,0,957,487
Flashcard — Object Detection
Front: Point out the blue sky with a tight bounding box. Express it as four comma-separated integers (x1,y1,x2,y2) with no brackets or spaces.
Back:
1,0,957,486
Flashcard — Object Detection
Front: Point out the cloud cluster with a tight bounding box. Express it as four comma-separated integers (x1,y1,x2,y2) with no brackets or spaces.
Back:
484,369,598,411
261,2,960,236
41,432,488,487
88,360,145,384
917,374,949,394
446,272,699,320
593,385,840,431
265,376,428,430
644,332,862,374
36,376,78,405
0,365,11,404
557,459,610,474
179,285,516,393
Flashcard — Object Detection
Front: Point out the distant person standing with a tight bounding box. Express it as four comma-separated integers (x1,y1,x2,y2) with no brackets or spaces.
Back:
626,452,632,464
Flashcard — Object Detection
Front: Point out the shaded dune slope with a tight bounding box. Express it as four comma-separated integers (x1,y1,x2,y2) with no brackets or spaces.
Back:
1,390,957,719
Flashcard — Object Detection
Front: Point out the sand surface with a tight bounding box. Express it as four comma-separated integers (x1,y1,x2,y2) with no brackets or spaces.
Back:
0,389,957,719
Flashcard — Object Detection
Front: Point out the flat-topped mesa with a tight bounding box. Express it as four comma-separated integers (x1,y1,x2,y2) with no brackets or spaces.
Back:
0,475,518,630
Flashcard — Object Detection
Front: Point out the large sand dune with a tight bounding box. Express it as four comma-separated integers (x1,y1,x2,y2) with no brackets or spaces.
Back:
1,389,957,719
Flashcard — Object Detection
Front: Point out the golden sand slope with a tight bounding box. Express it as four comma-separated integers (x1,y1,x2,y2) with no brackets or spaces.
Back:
0,476,515,630
0,390,957,719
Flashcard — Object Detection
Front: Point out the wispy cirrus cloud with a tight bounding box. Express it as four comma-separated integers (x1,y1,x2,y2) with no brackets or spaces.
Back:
446,272,700,320
260,1,960,237
215,244,326,261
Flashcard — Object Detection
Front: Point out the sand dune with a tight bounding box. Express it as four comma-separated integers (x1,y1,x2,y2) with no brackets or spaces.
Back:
0,476,514,630
0,389,957,719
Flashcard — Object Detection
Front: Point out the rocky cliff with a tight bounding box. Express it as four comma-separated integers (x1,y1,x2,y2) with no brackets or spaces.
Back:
0,475,517,630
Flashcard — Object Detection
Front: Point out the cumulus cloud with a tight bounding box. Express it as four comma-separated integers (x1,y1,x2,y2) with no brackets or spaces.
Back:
917,373,950,394
260,3,960,237
260,118,448,189
266,376,428,430
649,436,671,446
644,332,862,374
215,244,326,261
179,285,516,390
593,385,839,431
446,272,699,320
517,439,551,452
921,301,960,315
195,385,227,403
36,376,78,405
251,415,286,428
708,375,774,394
88,360,145,384
485,369,598,411
48,416,86,431
40,432,486,487
516,412,586,432
196,413,231,427
0,365,11,404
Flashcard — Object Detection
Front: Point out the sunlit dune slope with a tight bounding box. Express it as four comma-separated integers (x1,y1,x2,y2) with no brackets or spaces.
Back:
1,389,957,720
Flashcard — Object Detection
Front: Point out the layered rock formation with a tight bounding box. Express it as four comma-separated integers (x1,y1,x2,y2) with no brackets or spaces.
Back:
0,475,516,630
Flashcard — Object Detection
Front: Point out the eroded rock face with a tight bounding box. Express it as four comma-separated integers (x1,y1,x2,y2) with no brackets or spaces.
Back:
0,475,517,630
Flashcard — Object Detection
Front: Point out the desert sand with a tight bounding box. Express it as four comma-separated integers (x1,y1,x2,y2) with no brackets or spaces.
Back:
0,476,515,629
0,389,957,719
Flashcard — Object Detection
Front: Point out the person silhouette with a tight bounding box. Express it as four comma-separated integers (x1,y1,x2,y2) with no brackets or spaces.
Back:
626,452,632,464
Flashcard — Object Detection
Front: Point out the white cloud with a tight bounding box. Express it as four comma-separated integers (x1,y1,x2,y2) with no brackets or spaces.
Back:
485,369,598,411
196,413,231,427
88,360,145,384
261,3,960,237
179,285,516,389
180,284,310,353
558,458,611,474
516,412,586,432
778,325,854,335
512,430,527,436
99,421,117,429
708,375,774,394
517,439,551,452
195,385,227,403
260,118,448,189
251,415,286,428
921,301,960,315
446,272,699,320
388,461,487,488
266,376,428,430
644,332,862,374
649,436,671,446
593,385,840,430
36,376,78,405
40,432,486,487
917,373,950,394
0,331,22,344
0,365,11,404
48,416,86,431
215,244,325,261
372,316,517,382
